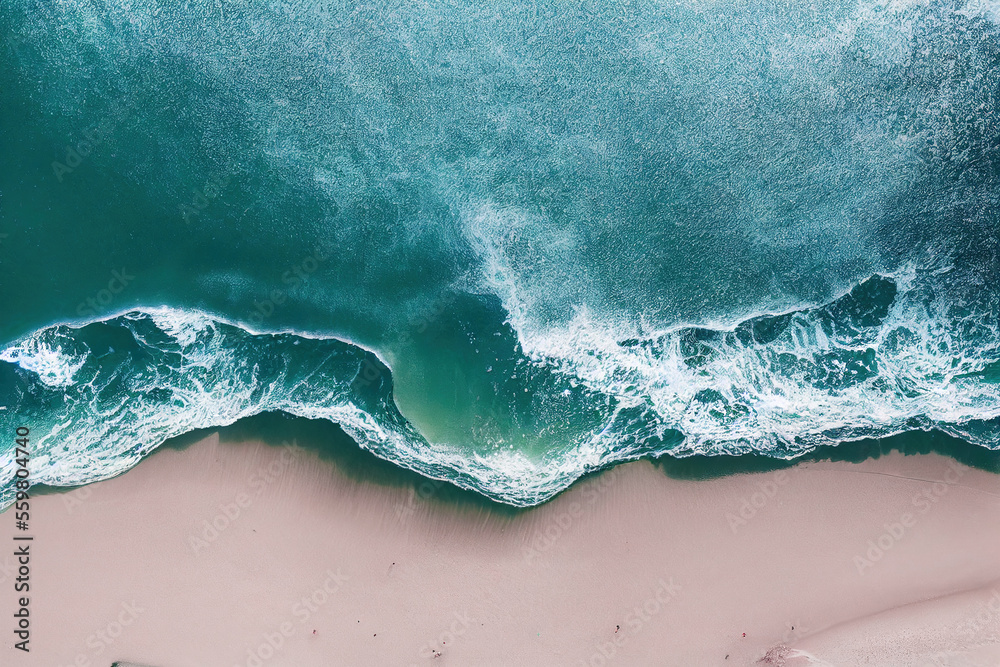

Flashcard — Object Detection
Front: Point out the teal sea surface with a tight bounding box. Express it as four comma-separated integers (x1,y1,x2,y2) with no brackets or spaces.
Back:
2,0,1000,505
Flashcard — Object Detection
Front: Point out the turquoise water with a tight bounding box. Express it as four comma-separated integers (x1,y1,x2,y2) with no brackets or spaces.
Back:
2,0,999,505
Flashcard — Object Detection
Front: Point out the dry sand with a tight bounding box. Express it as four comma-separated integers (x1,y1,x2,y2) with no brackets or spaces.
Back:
2,426,1000,666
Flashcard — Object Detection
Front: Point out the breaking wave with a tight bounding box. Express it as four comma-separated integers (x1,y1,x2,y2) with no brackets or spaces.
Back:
3,266,999,507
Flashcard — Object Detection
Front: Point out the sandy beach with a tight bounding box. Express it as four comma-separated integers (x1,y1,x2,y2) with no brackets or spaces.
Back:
7,2,1000,666
2,420,1000,667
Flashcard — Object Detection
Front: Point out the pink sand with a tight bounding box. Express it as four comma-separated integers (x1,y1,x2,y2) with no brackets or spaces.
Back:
3,433,999,666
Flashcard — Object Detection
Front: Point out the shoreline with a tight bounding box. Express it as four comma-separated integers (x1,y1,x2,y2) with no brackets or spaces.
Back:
3,419,1000,665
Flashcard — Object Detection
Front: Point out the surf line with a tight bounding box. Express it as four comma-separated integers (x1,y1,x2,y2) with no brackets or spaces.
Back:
12,425,32,652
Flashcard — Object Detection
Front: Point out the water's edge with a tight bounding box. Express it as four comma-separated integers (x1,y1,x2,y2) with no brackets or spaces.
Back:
3,272,999,508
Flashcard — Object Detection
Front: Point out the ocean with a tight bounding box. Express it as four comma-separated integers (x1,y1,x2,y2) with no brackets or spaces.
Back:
2,0,999,506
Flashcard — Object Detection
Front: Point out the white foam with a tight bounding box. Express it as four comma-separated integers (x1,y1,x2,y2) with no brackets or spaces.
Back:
146,306,215,347
468,254,1000,458
0,333,88,388
955,0,1000,23
2,282,999,511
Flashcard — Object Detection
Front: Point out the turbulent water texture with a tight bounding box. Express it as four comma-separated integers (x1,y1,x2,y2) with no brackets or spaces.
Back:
1,0,999,505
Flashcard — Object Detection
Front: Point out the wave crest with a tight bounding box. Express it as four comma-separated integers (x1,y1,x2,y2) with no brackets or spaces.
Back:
3,266,1000,509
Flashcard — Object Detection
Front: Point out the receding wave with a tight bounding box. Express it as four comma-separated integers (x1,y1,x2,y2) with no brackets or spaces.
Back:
3,267,999,507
